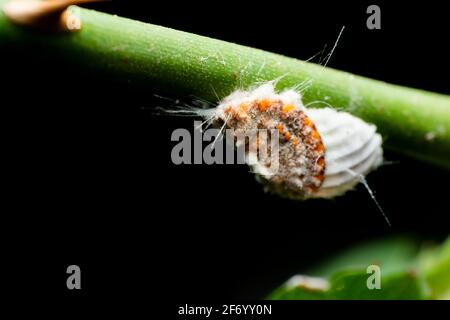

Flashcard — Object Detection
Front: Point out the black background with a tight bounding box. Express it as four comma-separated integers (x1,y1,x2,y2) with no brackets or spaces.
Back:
2,0,449,307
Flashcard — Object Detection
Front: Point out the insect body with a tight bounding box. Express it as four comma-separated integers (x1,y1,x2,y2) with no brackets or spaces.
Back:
209,83,383,200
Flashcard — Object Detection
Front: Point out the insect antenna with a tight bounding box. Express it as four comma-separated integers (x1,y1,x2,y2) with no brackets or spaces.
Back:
346,169,391,227
211,114,231,150
322,26,345,68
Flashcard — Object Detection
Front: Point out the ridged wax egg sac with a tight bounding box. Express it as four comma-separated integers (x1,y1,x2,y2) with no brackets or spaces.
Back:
210,83,383,200
305,108,383,199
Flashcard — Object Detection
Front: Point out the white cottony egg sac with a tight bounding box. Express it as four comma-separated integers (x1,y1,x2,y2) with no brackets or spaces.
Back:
306,108,383,199
208,83,383,200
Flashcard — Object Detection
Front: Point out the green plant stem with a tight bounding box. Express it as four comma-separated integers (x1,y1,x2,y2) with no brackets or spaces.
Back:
1,2,449,168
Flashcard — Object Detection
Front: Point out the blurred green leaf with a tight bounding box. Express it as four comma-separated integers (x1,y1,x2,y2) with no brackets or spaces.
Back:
309,237,419,277
268,285,328,300
329,269,427,299
419,237,450,298
269,236,450,300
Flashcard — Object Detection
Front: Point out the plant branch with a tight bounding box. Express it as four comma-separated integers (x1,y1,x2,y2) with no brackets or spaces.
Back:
1,1,449,168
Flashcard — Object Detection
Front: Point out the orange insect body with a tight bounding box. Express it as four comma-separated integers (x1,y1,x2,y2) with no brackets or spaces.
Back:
212,85,328,199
